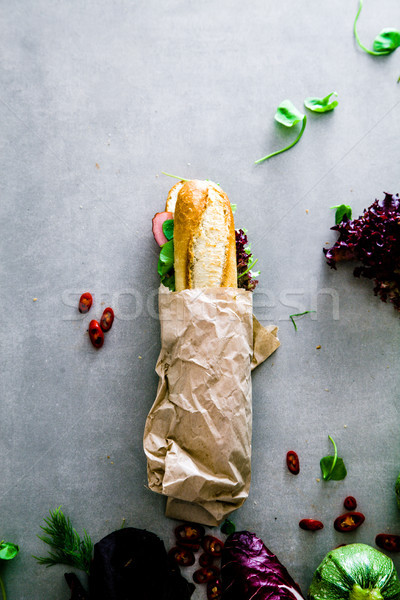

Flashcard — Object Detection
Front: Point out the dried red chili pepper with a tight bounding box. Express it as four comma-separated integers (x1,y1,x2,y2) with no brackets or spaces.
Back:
175,523,205,550
334,511,365,532
299,519,324,531
202,536,224,557
88,320,104,349
286,451,300,475
79,292,93,314
375,534,400,552
344,496,357,510
100,307,114,332
207,578,222,600
193,566,220,584
168,546,195,567
199,552,214,567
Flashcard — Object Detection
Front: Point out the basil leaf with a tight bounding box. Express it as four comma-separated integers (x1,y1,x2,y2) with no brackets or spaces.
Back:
304,92,338,113
320,436,347,481
274,100,304,127
162,219,174,241
0,541,19,560
373,29,400,54
331,204,352,224
320,456,347,481
157,239,174,276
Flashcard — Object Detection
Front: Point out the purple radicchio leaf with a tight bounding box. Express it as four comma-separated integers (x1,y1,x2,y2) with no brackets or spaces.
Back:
221,531,305,600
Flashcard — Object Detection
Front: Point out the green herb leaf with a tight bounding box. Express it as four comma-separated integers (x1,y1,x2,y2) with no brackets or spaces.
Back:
34,507,93,574
162,219,174,241
230,203,237,214
220,519,236,536
373,29,400,53
0,542,19,561
157,239,174,276
320,436,347,481
289,310,316,331
255,100,307,164
354,0,400,56
275,100,305,127
330,204,352,224
161,272,175,291
304,92,338,113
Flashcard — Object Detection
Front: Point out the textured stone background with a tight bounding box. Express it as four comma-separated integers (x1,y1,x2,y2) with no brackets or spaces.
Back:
1,1,399,597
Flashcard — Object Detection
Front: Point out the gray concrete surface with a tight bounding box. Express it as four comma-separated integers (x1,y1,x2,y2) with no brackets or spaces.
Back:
1,0,400,598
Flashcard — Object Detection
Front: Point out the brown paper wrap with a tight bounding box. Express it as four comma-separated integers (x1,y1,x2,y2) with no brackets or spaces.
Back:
143,285,279,526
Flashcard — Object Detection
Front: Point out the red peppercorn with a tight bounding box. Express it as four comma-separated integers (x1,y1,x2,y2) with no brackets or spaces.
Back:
202,536,224,558
334,512,365,532
375,534,400,552
88,320,104,349
207,578,222,600
299,519,324,531
79,292,93,314
344,496,357,510
286,451,300,474
100,307,114,332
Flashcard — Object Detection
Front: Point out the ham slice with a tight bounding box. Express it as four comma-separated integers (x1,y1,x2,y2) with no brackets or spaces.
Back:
152,211,173,246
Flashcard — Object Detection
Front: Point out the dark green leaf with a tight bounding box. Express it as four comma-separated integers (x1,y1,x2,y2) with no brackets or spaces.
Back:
162,219,174,241
331,204,352,224
161,272,175,291
220,519,236,536
157,240,174,276
320,456,347,481
304,92,338,113
0,542,19,561
373,29,400,53
320,436,347,481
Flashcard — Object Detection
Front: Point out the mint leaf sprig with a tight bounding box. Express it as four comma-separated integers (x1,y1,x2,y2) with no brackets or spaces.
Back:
34,507,93,575
320,436,347,481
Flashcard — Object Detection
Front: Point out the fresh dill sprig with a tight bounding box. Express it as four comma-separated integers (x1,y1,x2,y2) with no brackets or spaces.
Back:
34,507,93,574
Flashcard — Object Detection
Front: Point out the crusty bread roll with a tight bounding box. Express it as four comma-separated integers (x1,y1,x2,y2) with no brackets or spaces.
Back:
171,179,237,291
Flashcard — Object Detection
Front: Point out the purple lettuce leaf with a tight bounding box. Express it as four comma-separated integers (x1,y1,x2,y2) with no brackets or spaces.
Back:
324,192,400,311
221,531,305,600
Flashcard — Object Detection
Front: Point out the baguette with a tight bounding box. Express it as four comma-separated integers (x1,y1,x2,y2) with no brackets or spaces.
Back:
171,179,237,292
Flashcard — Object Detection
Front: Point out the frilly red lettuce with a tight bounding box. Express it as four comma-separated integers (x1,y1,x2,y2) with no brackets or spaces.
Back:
324,192,400,310
236,229,259,291
221,531,305,600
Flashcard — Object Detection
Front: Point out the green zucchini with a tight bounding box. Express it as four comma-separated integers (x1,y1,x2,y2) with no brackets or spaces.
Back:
308,544,400,600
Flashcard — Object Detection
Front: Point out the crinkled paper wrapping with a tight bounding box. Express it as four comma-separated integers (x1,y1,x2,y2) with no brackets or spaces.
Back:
143,285,280,526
